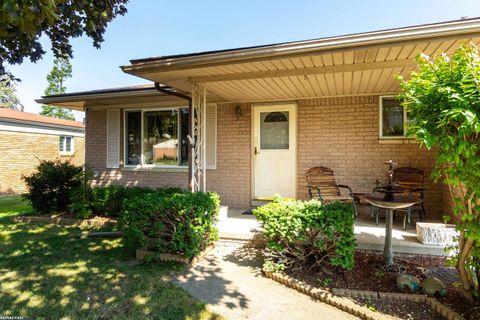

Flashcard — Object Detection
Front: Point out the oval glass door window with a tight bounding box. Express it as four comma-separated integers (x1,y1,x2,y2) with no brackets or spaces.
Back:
260,111,289,149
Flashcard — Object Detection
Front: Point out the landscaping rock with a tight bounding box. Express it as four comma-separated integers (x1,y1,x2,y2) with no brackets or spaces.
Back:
424,266,459,286
416,222,459,246
396,273,420,292
422,276,447,297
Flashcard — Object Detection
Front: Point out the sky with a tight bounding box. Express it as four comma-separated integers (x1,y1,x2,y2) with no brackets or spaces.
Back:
7,0,480,121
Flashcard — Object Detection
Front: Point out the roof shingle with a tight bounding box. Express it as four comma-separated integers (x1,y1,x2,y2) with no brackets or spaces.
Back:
0,108,84,128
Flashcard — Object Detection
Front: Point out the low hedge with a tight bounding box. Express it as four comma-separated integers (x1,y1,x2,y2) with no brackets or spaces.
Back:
118,190,220,259
253,198,355,271
69,185,182,218
89,186,181,217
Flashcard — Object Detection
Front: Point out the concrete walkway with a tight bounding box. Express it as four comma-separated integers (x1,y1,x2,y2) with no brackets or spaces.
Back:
174,242,358,320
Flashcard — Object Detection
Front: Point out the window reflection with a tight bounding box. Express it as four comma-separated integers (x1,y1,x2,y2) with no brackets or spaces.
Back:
126,108,189,166
126,111,141,165
382,98,404,137
144,110,179,165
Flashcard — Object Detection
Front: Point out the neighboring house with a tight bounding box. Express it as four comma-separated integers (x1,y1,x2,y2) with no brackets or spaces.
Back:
38,18,480,218
152,139,179,163
0,108,85,194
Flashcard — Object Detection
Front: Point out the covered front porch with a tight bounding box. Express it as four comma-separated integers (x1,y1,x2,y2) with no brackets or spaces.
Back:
217,206,448,256
118,18,480,216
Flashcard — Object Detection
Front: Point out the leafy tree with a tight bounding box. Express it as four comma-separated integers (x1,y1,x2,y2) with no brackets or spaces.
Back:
398,44,480,302
0,74,22,110
41,57,74,120
0,0,128,76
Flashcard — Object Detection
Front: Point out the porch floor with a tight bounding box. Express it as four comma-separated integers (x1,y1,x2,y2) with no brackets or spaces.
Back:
217,206,448,256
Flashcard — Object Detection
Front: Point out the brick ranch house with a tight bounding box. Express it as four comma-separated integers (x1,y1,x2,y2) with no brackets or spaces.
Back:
38,18,480,219
0,108,85,194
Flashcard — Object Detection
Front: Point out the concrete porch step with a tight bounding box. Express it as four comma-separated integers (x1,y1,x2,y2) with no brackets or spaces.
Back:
355,234,450,256
216,237,264,248
217,206,451,257
217,235,449,256
250,199,270,207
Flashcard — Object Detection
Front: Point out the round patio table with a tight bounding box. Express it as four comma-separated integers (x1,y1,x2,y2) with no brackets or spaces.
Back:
362,193,421,267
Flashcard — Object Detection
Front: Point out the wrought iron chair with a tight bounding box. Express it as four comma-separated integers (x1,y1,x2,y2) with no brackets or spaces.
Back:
394,167,427,227
372,167,427,229
306,166,358,217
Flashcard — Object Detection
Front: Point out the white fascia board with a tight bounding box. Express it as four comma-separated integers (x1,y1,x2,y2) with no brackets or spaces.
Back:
0,122,84,137
123,18,480,72
35,89,161,106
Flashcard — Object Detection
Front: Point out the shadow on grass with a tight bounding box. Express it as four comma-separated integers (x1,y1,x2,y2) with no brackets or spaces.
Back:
0,214,222,320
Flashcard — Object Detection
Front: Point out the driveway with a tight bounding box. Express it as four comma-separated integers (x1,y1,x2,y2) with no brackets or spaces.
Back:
174,241,359,320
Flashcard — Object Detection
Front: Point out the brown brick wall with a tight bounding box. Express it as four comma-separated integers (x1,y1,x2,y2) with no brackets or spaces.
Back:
296,96,441,218
0,130,85,194
87,106,251,207
86,109,188,189
207,103,251,208
441,183,464,223
86,95,444,217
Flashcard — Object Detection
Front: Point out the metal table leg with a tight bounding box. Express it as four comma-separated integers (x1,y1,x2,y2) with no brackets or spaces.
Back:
384,209,394,266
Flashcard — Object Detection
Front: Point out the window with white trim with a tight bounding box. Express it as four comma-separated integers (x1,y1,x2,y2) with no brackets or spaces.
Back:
125,108,189,167
379,96,410,138
59,136,74,154
124,106,217,168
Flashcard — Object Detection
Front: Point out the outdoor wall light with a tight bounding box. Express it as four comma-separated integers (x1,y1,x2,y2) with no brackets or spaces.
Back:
235,105,242,119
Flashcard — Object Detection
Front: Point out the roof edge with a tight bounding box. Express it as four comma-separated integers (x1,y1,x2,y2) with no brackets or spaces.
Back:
122,17,480,73
36,86,161,107
38,84,158,100
36,84,192,108
0,116,84,131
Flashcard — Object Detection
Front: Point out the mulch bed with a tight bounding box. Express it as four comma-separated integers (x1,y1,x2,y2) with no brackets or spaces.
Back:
351,297,443,320
285,251,479,320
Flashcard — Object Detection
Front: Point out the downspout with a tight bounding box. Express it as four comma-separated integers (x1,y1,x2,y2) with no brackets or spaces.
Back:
154,82,193,191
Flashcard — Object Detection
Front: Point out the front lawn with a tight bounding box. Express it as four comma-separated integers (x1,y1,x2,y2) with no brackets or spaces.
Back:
0,195,221,320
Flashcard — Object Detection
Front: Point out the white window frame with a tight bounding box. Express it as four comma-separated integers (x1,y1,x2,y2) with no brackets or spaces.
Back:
59,136,74,155
123,107,189,169
379,95,409,139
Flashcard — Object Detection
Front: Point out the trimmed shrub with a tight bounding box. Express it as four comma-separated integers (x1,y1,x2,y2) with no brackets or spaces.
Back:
90,186,136,217
69,185,183,218
119,190,220,259
23,160,83,214
89,186,182,217
253,197,355,271
68,168,95,219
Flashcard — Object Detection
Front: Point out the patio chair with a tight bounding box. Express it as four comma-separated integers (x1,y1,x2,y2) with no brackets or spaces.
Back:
306,166,358,217
372,167,427,229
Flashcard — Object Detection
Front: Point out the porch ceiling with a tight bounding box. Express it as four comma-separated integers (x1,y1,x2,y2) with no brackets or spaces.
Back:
38,18,480,109
122,18,480,102
125,37,480,102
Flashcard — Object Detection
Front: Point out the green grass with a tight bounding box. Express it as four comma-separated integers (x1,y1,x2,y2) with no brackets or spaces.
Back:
0,195,221,320
0,194,32,218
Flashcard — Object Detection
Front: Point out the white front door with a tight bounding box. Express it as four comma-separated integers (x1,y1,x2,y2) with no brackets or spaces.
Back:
253,103,296,199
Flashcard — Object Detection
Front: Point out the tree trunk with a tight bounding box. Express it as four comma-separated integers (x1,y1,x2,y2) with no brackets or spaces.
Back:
476,266,480,300
457,236,474,302
446,179,477,301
